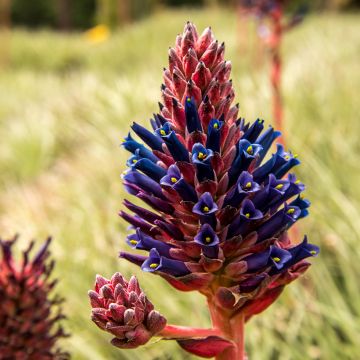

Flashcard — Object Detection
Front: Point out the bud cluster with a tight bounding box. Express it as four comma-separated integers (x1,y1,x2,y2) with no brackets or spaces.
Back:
89,273,166,349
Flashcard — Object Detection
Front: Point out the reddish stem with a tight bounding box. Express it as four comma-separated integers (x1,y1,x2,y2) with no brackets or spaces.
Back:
231,315,246,360
207,298,246,360
159,324,221,339
270,9,285,145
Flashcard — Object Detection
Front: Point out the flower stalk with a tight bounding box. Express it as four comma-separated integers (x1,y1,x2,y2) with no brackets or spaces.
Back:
160,324,221,339
208,300,245,360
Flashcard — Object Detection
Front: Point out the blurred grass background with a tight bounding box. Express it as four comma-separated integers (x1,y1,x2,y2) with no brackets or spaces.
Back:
0,5,360,360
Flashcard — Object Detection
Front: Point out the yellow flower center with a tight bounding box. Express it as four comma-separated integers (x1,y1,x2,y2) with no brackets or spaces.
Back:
198,152,206,160
129,240,138,245
272,257,281,263
245,182,252,189
213,123,219,129
149,263,159,269
246,145,253,155
203,206,210,213
310,250,317,255
275,184,283,190
171,177,177,183
287,208,295,215
205,236,212,243
245,213,250,218
160,129,166,136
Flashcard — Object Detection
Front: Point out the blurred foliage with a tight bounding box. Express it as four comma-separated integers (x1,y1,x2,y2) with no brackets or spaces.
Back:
71,0,97,29
1,7,360,360
11,0,96,29
11,0,56,27
96,0,158,28
7,0,360,29
165,0,204,6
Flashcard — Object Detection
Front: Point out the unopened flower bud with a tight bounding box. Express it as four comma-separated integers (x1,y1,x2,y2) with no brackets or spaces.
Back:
146,310,167,334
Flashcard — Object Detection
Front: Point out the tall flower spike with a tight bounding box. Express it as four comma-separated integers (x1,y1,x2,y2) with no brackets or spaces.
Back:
89,273,167,349
0,236,68,359
115,22,319,359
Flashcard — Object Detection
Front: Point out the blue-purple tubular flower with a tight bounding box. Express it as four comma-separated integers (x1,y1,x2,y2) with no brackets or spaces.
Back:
160,165,197,202
244,245,292,272
192,143,214,181
253,144,301,182
256,205,301,242
284,236,319,266
193,192,218,216
156,123,189,162
224,171,261,208
141,249,190,277
290,195,310,218
252,173,290,212
193,192,218,227
131,122,164,152
242,118,264,142
132,158,167,182
185,97,202,133
122,133,159,163
228,199,263,238
194,224,220,258
127,229,173,257
256,126,281,163
228,140,263,186
207,119,223,153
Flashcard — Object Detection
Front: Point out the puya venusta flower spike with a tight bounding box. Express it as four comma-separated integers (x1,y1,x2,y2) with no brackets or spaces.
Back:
90,22,319,359
0,236,68,359
119,18,318,302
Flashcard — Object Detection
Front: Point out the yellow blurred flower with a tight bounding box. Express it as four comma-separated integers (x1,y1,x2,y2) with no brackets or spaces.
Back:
84,24,110,44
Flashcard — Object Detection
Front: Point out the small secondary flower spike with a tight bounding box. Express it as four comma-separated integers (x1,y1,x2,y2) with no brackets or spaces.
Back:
89,273,167,349
90,22,319,359
0,236,68,359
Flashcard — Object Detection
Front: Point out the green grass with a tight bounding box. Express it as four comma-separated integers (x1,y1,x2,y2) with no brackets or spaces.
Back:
0,8,360,360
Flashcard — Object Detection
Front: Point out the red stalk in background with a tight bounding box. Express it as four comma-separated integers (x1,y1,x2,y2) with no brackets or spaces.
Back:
269,7,284,145
237,1,306,146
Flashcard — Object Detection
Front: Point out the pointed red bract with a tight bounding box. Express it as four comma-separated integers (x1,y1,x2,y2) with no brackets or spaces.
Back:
177,336,234,358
